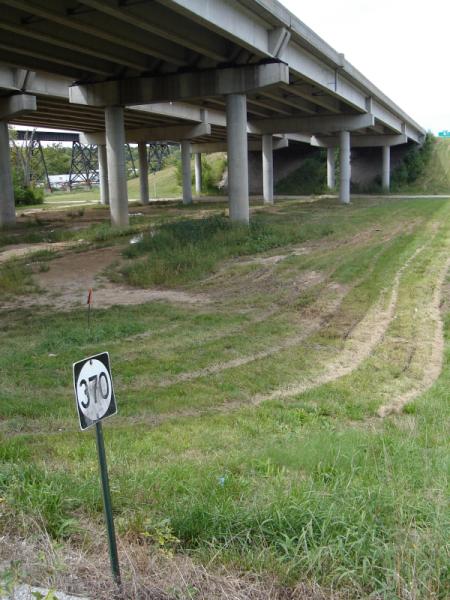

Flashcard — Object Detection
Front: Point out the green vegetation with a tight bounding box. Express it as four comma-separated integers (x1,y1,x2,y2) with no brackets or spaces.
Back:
13,184,44,206
391,133,435,191
1,197,449,598
0,260,35,297
395,137,450,194
119,212,333,286
275,151,327,195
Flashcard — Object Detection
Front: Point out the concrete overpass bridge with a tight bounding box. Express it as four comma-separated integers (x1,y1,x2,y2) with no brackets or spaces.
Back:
0,0,425,228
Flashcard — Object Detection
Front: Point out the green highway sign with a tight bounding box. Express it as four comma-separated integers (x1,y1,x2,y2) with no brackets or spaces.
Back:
438,130,450,138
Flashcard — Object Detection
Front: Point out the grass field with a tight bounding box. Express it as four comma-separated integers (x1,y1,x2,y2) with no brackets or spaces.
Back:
0,196,449,599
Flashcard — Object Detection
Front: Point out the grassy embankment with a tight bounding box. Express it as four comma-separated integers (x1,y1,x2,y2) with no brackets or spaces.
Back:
0,196,449,598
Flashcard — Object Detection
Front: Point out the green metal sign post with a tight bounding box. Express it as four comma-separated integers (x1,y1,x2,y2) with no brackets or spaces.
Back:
95,420,121,586
438,130,450,138
73,352,121,588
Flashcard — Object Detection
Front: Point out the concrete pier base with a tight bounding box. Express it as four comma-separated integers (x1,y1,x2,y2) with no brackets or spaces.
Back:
339,130,351,204
327,146,336,190
98,144,109,206
138,141,149,204
105,106,128,227
181,140,192,205
226,93,249,223
382,145,390,192
0,121,15,227
262,134,274,204
194,152,202,195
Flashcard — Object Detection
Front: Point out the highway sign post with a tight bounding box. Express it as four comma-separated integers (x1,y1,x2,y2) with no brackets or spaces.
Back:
73,352,121,587
438,130,450,138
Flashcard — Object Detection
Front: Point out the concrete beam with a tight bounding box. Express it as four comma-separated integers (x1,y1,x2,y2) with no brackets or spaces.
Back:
0,94,36,120
69,62,289,107
191,137,289,154
81,122,211,145
311,134,408,148
250,113,375,135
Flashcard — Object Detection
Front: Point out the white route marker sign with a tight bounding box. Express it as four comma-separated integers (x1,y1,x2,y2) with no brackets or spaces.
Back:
73,352,117,430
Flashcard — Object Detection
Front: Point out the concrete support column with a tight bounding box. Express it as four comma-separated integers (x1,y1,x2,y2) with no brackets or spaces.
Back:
105,106,128,227
262,134,274,205
181,140,192,205
339,130,351,204
382,145,390,192
226,93,249,223
0,121,15,227
138,141,149,205
98,144,109,206
327,146,336,190
194,152,202,195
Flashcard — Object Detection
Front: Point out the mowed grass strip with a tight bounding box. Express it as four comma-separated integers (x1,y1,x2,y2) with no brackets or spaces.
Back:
1,197,449,598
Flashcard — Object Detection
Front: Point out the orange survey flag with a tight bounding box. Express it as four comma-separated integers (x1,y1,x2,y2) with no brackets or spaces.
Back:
87,288,93,305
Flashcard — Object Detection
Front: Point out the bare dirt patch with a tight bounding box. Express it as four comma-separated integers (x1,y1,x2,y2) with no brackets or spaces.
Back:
0,246,209,311
0,241,81,264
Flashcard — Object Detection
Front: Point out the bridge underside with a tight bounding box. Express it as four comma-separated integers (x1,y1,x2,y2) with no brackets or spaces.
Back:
0,0,425,227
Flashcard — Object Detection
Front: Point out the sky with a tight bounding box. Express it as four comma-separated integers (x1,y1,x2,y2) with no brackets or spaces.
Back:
280,0,448,133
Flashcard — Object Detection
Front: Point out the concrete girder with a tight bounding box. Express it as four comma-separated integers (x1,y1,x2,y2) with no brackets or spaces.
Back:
0,36,113,78
268,27,291,59
77,0,229,62
160,0,424,140
311,134,408,148
70,62,290,107
191,137,288,153
0,94,36,119
250,113,375,135
2,0,189,68
80,122,211,145
0,9,145,74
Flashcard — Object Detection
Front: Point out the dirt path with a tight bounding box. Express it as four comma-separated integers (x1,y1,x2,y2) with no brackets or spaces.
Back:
0,246,210,310
377,255,450,417
0,240,81,264
248,245,426,406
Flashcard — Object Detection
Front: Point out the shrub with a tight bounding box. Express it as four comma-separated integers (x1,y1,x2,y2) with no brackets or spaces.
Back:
391,133,434,191
275,152,327,195
14,185,44,206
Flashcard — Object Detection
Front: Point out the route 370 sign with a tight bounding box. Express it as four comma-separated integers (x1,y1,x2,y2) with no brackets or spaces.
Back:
73,352,117,430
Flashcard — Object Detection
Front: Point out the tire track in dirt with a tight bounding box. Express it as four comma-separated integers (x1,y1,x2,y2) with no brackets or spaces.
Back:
132,240,410,391
245,244,427,407
377,255,450,417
